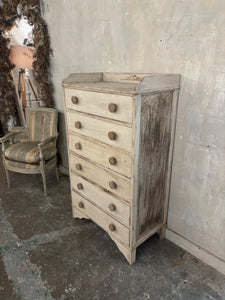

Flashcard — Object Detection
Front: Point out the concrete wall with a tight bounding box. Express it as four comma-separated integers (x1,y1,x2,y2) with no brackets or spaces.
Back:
42,0,225,273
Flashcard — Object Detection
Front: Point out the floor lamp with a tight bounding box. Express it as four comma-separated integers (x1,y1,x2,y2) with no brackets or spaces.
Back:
9,45,37,124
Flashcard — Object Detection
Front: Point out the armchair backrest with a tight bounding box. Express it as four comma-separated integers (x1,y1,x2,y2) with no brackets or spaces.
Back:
26,108,58,142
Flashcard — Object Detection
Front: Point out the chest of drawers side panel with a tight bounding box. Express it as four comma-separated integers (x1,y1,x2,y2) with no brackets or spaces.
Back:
159,89,180,239
63,87,74,197
130,95,142,248
63,88,78,218
134,91,174,244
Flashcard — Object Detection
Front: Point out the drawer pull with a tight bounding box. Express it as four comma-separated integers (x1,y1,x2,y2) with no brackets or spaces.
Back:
109,223,116,231
76,163,82,170
71,96,79,104
77,183,83,190
109,181,117,189
108,131,117,140
78,201,84,208
109,203,116,212
109,157,117,165
75,142,82,150
108,103,118,113
75,121,82,129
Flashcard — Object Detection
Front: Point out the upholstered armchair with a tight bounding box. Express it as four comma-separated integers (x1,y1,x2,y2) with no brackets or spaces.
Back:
0,108,59,196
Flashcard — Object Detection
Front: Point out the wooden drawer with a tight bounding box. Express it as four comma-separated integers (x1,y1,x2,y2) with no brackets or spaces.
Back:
68,134,132,178
66,111,132,152
72,192,130,246
64,88,133,123
71,173,130,226
69,154,131,202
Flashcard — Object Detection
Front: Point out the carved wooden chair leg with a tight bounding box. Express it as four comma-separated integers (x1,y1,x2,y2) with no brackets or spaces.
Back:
55,166,59,182
1,142,10,187
41,170,47,196
5,167,11,187
39,152,47,196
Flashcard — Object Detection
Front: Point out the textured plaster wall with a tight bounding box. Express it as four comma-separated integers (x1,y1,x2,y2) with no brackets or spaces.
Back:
42,1,225,264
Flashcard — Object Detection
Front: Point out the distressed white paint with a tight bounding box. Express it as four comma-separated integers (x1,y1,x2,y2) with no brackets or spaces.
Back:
42,0,225,271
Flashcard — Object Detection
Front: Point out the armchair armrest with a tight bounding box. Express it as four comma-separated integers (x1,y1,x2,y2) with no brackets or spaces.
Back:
0,131,24,143
8,126,26,132
0,127,28,141
0,130,27,152
38,134,58,161
38,134,58,148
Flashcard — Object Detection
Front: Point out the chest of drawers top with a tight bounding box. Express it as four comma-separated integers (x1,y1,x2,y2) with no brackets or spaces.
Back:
63,72,179,122
63,72,180,95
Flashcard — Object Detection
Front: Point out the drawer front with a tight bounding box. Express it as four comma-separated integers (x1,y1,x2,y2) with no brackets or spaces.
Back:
69,154,131,202
71,173,130,226
68,134,132,178
67,111,132,152
65,88,133,123
72,192,130,246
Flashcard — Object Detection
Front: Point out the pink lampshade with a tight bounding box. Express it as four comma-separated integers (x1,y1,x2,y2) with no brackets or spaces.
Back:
9,45,34,69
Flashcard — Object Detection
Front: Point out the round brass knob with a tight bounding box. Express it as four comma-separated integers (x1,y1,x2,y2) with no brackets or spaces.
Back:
77,183,83,190
75,121,82,129
108,131,117,140
71,96,79,104
108,103,118,113
109,203,116,212
109,181,117,189
75,142,81,150
76,164,82,170
109,157,117,165
109,223,116,231
78,202,84,208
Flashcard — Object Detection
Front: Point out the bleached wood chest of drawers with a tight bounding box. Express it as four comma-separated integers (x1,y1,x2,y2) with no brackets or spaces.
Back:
63,72,180,264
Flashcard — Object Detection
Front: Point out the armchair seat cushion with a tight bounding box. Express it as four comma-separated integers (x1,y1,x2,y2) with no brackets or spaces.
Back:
5,159,40,171
5,142,57,163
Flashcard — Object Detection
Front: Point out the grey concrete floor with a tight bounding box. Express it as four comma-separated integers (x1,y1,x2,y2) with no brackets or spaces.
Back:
0,156,225,300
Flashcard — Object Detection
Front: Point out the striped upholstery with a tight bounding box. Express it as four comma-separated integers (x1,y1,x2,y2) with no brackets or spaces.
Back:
5,142,57,163
26,109,57,142
14,132,29,143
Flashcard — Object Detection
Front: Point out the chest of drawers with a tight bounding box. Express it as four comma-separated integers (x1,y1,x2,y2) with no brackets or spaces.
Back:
63,72,180,264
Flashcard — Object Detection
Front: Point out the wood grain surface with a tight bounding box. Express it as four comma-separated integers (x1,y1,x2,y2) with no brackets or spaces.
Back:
136,92,173,239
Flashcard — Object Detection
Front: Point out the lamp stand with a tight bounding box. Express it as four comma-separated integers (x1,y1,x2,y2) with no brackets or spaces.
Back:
18,68,38,116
